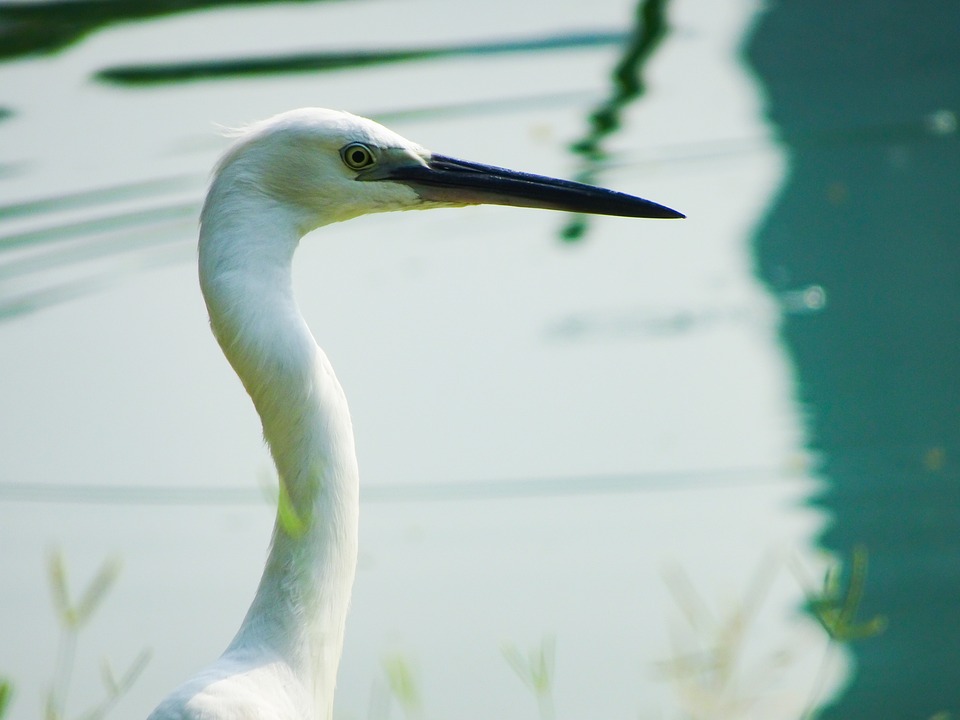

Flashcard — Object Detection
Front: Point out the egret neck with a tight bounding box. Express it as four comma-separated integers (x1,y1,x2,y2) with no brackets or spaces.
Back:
198,170,359,718
150,107,682,720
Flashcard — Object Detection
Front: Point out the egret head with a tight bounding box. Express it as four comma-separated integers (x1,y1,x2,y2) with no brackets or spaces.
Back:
207,107,683,235
208,108,434,229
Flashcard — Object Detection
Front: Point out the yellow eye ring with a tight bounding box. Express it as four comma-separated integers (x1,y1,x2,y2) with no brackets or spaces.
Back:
340,142,376,170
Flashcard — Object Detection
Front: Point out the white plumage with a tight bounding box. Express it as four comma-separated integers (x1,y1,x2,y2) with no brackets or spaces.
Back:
147,108,681,720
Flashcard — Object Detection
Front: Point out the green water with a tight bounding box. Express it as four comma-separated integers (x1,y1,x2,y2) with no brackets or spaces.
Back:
746,1,960,716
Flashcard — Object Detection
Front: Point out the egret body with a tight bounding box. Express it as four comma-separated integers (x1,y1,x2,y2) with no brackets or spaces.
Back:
147,108,682,720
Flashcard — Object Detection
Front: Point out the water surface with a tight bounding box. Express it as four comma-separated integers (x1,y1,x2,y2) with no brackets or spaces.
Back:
0,1,846,718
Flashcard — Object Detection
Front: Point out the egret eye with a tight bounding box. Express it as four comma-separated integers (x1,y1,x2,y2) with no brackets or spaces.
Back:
340,143,376,170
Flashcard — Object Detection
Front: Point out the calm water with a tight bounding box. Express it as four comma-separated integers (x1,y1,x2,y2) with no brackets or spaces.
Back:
0,1,955,718
746,3,960,718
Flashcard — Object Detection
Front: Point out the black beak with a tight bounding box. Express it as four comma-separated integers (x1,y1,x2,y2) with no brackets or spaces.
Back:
381,154,684,219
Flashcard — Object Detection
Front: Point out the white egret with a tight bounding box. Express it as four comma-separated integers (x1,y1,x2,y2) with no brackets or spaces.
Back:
147,107,682,720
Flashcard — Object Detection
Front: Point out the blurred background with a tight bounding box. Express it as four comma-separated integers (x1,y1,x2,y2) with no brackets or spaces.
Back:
0,0,957,718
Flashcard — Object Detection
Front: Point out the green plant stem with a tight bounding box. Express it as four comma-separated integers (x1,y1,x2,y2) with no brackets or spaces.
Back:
48,628,77,720
537,690,556,720
0,679,13,720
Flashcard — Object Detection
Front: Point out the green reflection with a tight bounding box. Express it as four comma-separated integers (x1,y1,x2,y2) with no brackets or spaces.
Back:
563,0,671,242
95,31,627,85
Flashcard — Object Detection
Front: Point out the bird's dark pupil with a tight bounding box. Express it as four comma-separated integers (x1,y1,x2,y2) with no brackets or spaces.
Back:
351,150,366,164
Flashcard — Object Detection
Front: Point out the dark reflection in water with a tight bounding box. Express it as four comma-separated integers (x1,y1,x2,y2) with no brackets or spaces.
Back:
96,31,628,85
0,0,336,60
745,2,960,718
563,0,671,242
